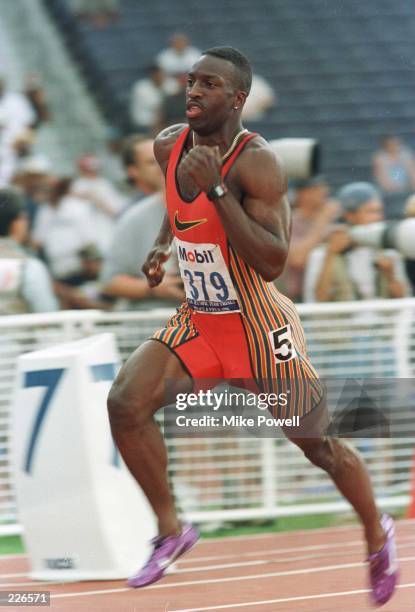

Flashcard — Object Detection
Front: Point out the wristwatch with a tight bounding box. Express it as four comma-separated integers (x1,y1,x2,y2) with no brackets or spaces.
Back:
206,182,228,201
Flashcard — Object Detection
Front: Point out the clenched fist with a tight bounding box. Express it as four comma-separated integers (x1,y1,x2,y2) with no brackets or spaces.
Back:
179,145,222,193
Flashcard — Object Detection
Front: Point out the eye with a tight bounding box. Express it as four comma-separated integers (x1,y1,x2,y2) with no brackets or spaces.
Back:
187,78,194,87
206,81,215,88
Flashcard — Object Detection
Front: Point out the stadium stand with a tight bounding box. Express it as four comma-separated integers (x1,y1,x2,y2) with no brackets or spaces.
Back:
44,0,415,195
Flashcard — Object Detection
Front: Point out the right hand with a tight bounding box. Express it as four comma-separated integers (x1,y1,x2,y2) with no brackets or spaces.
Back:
151,275,184,301
142,244,172,287
327,228,352,254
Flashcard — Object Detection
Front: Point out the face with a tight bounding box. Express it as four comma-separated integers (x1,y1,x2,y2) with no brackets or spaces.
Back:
127,140,164,193
345,199,384,225
171,34,189,52
383,137,400,154
186,56,244,135
11,214,29,243
298,183,329,208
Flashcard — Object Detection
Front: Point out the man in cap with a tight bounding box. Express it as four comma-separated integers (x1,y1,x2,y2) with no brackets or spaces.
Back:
0,187,58,314
304,182,408,302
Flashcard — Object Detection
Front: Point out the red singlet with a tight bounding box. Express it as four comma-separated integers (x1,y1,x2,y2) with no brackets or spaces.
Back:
152,127,322,418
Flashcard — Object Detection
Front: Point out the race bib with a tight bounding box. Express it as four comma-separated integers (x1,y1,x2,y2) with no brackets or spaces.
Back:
175,239,241,314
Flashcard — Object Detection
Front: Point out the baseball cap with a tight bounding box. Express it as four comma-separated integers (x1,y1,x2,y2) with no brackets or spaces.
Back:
337,182,380,212
293,175,328,191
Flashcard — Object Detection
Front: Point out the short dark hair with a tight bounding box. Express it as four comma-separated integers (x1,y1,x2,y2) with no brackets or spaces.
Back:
122,134,148,168
202,46,252,94
0,188,26,236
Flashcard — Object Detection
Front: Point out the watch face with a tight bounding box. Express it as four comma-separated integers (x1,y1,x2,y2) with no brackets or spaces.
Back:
215,185,226,197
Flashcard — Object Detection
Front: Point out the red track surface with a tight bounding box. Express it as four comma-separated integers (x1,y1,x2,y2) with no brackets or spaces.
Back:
1,520,414,611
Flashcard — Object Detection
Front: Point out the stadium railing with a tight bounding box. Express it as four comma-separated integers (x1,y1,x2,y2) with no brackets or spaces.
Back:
0,299,414,535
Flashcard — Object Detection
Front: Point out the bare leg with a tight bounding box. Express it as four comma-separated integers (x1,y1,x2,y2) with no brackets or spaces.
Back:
284,403,386,555
107,340,192,537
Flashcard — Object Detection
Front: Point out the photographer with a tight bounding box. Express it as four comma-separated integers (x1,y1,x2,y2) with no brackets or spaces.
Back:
303,182,408,302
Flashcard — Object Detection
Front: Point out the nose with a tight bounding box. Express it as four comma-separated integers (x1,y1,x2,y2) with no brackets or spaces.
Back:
187,81,202,99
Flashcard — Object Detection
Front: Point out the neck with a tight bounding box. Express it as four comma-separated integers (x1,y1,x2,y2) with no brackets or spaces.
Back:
192,121,245,157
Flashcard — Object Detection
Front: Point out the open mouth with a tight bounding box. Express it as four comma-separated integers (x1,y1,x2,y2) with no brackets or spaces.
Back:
186,103,204,119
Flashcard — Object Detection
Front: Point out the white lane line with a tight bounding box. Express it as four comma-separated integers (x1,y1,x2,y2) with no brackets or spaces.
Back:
169,583,415,611
200,519,415,543
2,541,414,583
1,541,414,583
50,556,415,599
178,534,415,565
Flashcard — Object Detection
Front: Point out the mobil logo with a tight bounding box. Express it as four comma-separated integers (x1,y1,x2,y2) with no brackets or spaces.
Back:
178,245,214,264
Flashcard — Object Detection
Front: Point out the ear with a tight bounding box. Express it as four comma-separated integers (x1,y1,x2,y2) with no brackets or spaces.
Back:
234,90,247,110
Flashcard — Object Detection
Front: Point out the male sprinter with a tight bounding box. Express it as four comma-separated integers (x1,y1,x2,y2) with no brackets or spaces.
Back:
108,47,398,605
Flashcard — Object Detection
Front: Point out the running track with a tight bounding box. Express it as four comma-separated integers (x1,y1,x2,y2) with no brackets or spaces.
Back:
1,520,414,611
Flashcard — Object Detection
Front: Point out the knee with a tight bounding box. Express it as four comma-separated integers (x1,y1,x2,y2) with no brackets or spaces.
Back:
107,378,155,430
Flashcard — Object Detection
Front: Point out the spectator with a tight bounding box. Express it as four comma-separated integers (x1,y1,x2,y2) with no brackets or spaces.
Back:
32,177,97,284
156,33,201,76
372,136,415,195
403,193,415,294
24,75,51,130
304,182,408,302
0,78,35,135
242,73,276,121
130,65,178,134
100,138,183,310
13,155,51,230
158,73,187,129
122,134,166,206
278,176,339,302
0,187,58,314
71,0,119,28
71,153,126,254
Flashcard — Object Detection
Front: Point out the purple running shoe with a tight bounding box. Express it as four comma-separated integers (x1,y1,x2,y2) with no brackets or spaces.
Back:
368,514,399,606
127,523,199,588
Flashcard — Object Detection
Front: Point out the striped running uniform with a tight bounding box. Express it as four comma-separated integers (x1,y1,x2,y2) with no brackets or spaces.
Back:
153,127,323,419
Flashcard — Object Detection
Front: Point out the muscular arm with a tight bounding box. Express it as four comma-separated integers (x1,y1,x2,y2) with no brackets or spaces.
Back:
213,147,290,281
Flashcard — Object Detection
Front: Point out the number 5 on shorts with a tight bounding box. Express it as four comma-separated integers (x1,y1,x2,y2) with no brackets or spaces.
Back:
268,324,297,363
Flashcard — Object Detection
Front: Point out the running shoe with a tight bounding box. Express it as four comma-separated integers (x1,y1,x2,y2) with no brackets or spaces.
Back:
368,514,399,606
127,523,199,588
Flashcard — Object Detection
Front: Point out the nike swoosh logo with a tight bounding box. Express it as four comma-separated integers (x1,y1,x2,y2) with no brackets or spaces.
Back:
174,211,207,232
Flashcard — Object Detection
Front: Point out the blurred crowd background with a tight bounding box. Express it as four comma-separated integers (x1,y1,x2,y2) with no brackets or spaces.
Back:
1,0,415,315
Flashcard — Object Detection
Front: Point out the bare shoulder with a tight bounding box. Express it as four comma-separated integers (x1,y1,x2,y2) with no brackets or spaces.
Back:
153,123,188,169
237,134,288,194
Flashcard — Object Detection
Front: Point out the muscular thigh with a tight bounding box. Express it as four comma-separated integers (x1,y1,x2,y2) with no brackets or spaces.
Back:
111,339,193,415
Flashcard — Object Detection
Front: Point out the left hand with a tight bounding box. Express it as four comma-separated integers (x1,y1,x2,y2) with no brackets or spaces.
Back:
179,145,222,193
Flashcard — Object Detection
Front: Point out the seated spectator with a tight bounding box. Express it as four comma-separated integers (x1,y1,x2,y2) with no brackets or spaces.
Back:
13,155,51,229
0,187,58,314
372,135,415,195
130,65,178,135
158,73,187,129
32,177,97,283
122,134,166,208
156,33,201,77
402,193,415,294
71,154,126,254
70,0,119,28
24,74,51,130
242,73,276,121
304,182,408,302
100,138,183,310
0,78,35,135
278,176,340,302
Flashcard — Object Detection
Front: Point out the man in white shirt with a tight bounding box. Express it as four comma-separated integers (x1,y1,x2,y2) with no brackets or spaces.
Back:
130,65,177,133
71,154,126,254
156,33,201,77
0,187,58,313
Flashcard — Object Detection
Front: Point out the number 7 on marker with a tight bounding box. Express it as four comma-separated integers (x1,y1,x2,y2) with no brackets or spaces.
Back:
23,369,65,474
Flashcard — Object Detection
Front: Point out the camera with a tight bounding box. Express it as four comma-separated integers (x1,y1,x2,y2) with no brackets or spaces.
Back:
269,138,320,179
